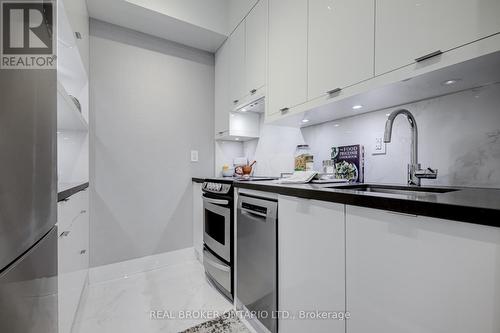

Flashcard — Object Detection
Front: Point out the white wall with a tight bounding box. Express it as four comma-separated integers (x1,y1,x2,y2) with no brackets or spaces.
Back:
215,141,244,176
89,20,215,267
219,83,500,188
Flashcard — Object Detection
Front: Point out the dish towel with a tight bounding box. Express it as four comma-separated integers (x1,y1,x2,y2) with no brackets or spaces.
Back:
273,171,318,184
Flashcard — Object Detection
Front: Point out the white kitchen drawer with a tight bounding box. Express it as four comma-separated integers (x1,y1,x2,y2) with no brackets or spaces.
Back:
57,189,88,231
58,203,89,333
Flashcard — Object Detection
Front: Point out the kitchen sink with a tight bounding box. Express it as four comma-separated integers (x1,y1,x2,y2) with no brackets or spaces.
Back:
329,184,459,196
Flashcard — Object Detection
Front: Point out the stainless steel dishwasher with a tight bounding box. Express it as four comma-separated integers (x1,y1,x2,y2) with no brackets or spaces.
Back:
236,193,278,333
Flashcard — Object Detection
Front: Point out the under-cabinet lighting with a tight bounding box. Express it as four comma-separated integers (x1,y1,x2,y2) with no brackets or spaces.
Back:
441,79,461,86
352,105,363,110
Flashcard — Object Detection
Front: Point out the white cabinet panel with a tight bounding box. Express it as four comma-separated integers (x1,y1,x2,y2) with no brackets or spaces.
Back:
308,0,374,99
346,205,500,333
215,41,230,136
268,0,308,116
229,22,247,106
278,196,345,333
57,190,85,231
192,182,203,260
245,0,268,95
229,0,259,34
215,38,261,141
58,190,89,333
375,0,500,75
62,0,89,75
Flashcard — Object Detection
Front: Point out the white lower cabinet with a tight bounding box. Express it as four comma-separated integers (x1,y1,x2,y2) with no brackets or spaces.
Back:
58,189,89,333
278,196,345,333
193,182,203,260
346,205,500,333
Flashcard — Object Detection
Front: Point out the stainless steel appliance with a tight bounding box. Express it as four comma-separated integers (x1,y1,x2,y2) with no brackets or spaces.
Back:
0,46,58,331
202,179,234,301
236,193,278,333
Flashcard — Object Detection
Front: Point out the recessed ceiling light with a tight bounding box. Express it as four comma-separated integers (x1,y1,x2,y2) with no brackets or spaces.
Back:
352,105,363,110
240,108,247,112
334,124,340,127
441,79,461,86
235,138,240,141
302,119,310,123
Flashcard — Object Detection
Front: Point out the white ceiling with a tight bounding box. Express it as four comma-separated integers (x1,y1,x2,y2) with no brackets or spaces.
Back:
86,0,229,52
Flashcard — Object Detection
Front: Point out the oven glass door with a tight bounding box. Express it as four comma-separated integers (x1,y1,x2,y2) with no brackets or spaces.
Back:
203,196,231,262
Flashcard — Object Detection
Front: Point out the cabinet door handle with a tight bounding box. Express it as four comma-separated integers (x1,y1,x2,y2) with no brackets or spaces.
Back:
250,89,257,94
415,50,442,62
327,88,342,95
233,99,239,104
80,249,87,255
60,231,70,238
80,209,87,214
75,32,83,39
387,210,418,218
280,107,289,114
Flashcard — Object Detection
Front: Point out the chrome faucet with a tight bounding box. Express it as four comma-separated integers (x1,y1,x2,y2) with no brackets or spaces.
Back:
384,109,437,186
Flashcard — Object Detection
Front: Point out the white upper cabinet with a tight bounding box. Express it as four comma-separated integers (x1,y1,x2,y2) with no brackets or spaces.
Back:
229,22,247,106
245,0,268,96
308,0,374,100
375,0,500,75
268,0,308,116
215,40,260,141
215,41,230,135
228,0,259,34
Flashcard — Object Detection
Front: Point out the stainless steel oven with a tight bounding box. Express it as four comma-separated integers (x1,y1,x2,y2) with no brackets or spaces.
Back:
203,195,231,262
202,180,234,301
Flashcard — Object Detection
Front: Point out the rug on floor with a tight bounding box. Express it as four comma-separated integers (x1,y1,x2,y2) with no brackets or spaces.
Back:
179,311,251,333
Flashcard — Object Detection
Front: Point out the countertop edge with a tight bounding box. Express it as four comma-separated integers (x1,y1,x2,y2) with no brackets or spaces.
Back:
192,177,205,184
235,182,500,228
58,182,89,202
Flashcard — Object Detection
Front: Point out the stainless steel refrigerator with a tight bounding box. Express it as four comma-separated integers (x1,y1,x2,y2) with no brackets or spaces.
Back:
0,65,58,330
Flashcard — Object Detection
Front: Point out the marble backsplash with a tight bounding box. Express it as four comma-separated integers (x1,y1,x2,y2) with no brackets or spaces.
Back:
216,83,500,188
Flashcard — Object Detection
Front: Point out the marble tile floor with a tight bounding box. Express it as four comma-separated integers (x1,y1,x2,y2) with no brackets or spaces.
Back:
72,258,234,333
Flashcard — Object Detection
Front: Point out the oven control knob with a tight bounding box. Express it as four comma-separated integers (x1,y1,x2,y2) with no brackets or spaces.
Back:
216,184,222,191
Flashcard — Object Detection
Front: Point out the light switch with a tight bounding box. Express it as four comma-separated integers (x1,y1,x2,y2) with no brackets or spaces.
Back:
190,150,199,162
372,133,386,155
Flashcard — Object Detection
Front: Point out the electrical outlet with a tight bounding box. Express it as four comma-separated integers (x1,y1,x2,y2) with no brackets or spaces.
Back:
372,133,386,155
190,150,199,162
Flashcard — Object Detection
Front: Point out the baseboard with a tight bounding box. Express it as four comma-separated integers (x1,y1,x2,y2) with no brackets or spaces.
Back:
88,247,197,284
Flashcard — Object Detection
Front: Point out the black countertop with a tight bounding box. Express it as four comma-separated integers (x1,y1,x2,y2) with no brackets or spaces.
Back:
234,181,500,228
58,182,89,202
192,177,205,183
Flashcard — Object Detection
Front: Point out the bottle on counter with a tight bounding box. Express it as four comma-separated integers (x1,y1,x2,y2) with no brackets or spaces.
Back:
322,160,335,174
295,145,314,171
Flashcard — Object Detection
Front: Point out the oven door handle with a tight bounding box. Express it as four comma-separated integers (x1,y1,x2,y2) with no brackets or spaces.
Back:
203,196,229,206
204,255,230,272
